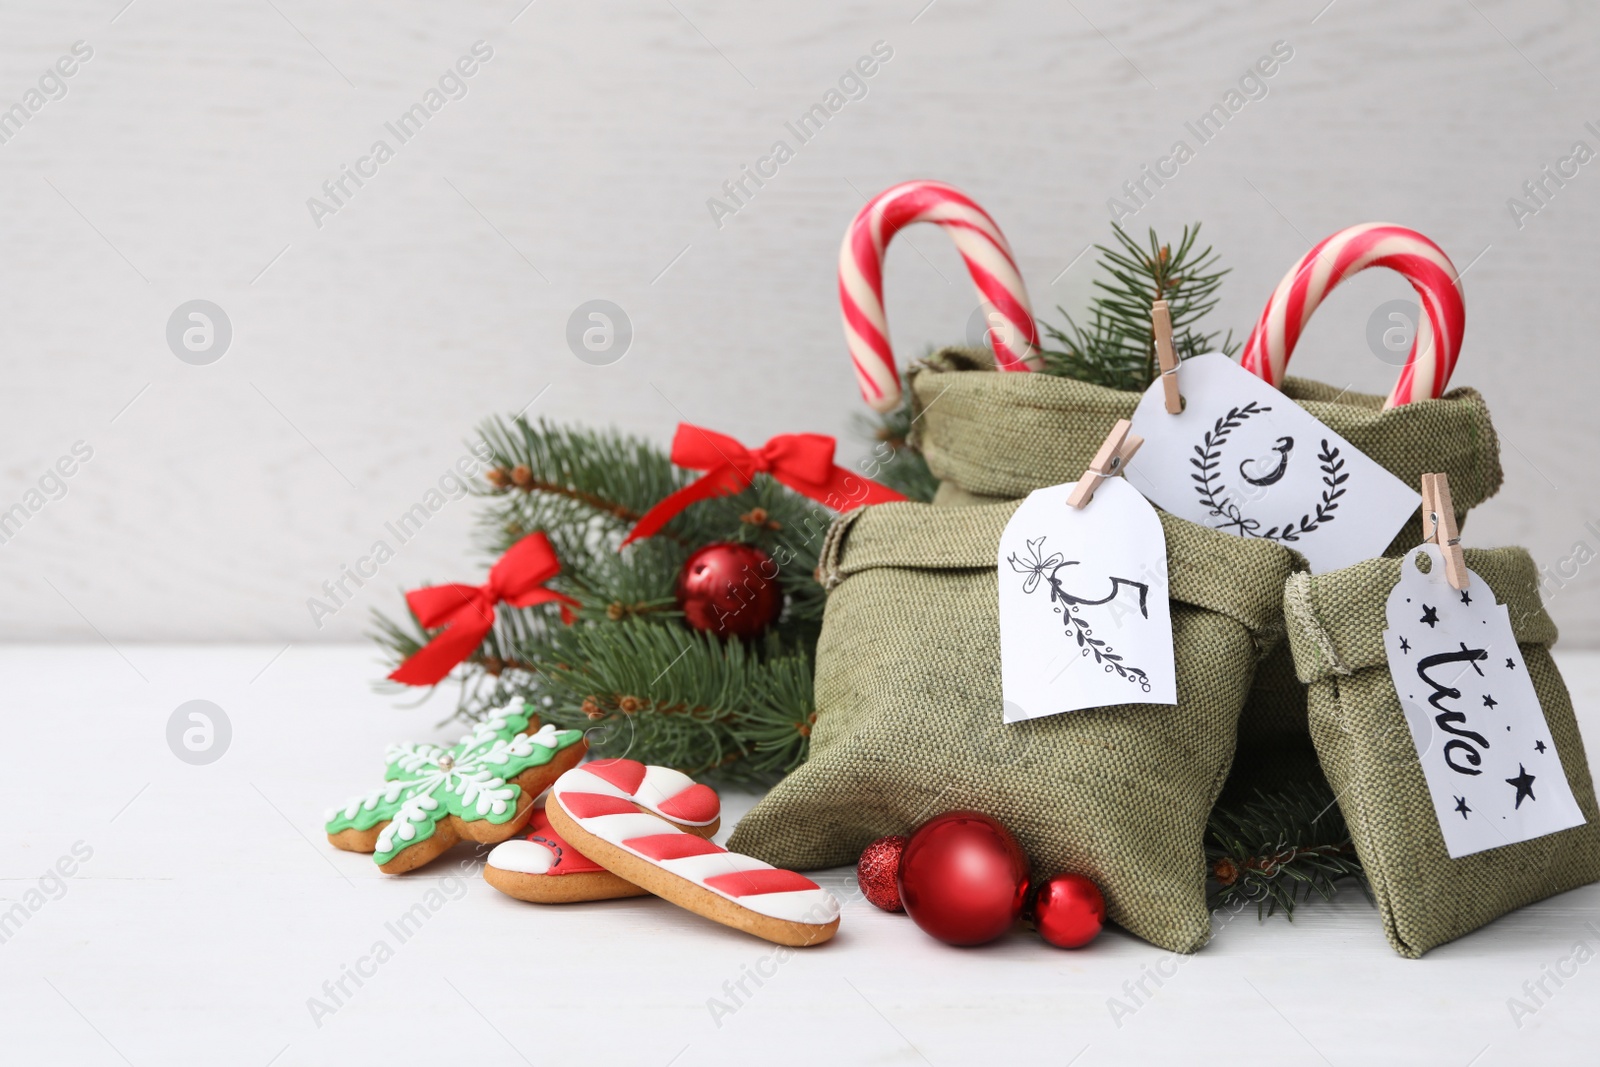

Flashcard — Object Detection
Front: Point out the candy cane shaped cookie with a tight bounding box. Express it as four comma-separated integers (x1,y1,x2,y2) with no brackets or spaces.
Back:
546,763,840,946
484,761,721,904
1240,223,1465,408
841,179,1041,412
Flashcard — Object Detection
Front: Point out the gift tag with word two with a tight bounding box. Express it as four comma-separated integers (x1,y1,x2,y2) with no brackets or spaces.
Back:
1125,353,1419,574
998,478,1176,724
1383,544,1585,858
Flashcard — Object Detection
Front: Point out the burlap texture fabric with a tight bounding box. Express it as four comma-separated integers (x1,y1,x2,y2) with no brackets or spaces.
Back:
726,499,1296,953
1283,549,1600,958
906,347,1505,800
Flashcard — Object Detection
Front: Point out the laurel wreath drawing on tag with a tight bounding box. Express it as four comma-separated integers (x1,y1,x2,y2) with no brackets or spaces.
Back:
1008,537,1152,691
1190,402,1348,542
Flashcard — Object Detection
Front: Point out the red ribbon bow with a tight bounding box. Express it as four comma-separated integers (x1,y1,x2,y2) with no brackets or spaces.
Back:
388,532,578,687
621,424,908,546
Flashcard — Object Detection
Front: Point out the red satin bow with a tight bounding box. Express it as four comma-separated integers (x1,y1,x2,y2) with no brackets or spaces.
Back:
621,424,908,546
388,532,578,687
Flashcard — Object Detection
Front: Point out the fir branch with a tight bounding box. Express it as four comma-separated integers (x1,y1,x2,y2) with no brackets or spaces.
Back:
472,417,695,556
369,417,842,784
500,472,644,522
1206,788,1368,919
540,623,815,784
1039,223,1236,392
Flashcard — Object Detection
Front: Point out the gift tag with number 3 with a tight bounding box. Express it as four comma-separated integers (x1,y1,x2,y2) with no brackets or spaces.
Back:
1125,353,1419,574
997,478,1176,723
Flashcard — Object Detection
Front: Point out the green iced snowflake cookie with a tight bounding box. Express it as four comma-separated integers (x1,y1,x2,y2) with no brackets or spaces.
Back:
326,702,587,872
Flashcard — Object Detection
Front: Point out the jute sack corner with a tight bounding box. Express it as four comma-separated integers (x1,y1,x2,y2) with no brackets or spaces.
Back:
726,499,1296,954
1284,549,1600,958
907,346,1504,796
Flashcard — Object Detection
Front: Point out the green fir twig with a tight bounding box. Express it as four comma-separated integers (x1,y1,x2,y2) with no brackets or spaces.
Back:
1039,222,1236,392
1206,788,1369,920
369,417,848,785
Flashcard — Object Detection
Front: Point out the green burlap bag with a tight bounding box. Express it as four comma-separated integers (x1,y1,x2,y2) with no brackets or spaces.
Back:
907,347,1504,798
726,499,1296,953
1283,549,1600,958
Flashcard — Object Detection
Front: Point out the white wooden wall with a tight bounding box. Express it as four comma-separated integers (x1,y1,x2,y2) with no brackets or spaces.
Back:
2,0,1597,647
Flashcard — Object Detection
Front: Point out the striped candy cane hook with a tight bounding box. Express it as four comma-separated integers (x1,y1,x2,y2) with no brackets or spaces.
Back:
1240,223,1466,408
839,180,1041,412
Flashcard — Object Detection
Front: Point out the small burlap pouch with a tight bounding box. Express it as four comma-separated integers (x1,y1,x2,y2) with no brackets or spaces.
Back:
906,347,1504,798
1283,548,1600,957
727,499,1296,953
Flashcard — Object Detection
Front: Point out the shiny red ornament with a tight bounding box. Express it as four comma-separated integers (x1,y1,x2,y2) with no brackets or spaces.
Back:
856,835,907,912
1030,872,1106,949
675,542,784,640
898,811,1030,946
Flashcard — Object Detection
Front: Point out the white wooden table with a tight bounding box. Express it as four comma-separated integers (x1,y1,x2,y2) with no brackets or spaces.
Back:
4,644,1598,1066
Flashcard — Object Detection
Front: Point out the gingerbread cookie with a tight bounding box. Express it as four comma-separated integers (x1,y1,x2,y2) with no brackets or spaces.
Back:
546,762,840,946
326,702,586,873
485,807,646,902
484,759,722,903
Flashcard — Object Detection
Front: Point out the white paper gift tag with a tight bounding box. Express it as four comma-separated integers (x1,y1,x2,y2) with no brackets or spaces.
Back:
1383,544,1585,858
997,477,1176,723
1124,352,1420,574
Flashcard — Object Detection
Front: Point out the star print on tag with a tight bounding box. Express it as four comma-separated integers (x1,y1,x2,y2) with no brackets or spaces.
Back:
1383,544,1585,858
1124,353,1420,573
997,477,1176,723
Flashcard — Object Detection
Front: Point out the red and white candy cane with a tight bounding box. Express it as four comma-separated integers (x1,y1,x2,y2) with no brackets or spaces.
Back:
840,180,1041,412
1240,223,1466,408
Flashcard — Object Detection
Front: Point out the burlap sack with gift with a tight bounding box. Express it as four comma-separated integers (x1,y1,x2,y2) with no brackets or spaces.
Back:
1282,547,1600,957
727,499,1296,953
907,346,1503,797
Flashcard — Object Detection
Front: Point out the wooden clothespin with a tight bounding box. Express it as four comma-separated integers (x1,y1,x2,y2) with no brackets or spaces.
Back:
1067,419,1144,509
1421,472,1468,590
1152,299,1182,415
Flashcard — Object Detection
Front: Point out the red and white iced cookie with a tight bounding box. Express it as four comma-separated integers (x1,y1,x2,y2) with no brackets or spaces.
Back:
484,761,721,903
546,761,841,947
484,807,648,903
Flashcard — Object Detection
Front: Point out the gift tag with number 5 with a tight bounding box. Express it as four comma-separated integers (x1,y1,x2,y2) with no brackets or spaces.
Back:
997,477,1176,724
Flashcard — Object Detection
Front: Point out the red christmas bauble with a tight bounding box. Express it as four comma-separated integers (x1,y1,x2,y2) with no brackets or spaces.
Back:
857,835,908,913
674,542,784,640
898,811,1030,946
1030,872,1105,949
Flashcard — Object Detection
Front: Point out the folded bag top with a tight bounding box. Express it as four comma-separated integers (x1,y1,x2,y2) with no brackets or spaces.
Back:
908,346,1503,551
905,221,1499,536
727,498,1296,954
1283,548,1600,957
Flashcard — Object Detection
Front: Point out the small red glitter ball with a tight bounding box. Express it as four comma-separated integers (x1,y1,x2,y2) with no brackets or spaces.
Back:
856,835,908,912
1030,872,1105,949
674,542,784,640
